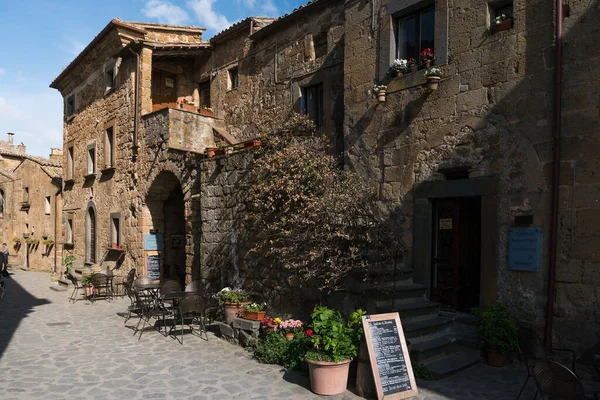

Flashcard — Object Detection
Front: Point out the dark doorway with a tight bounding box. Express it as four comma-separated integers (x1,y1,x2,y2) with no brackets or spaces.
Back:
151,70,177,111
430,197,481,311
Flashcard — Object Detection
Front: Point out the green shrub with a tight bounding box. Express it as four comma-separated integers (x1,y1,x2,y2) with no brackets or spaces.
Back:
254,331,311,370
306,307,365,363
473,303,517,354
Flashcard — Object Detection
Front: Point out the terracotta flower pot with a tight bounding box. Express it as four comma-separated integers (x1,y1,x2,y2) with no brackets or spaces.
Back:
84,284,94,298
267,323,279,332
206,147,217,158
223,302,250,324
307,358,352,396
424,59,432,68
486,349,506,367
395,71,403,78
180,103,196,112
425,76,441,90
492,19,513,34
199,109,214,117
244,311,266,321
377,91,386,103
285,332,294,341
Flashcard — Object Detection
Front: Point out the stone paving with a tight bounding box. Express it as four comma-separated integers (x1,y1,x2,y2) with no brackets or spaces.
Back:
0,271,537,399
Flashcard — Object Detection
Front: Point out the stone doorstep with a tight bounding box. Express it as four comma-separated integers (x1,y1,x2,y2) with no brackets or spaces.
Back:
231,317,261,331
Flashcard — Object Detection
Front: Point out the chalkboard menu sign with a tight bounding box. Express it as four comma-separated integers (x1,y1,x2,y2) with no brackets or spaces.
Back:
146,254,161,280
362,313,417,400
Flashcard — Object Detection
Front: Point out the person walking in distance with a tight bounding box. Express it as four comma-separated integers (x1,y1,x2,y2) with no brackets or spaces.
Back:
1,242,9,278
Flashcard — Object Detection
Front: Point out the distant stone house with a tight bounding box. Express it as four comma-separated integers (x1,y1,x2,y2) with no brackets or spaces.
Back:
50,0,599,362
0,134,63,273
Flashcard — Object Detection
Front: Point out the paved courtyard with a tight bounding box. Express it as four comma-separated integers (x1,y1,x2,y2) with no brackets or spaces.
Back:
0,271,536,399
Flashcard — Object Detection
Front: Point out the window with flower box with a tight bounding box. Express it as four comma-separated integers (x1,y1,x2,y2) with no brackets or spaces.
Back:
395,6,435,62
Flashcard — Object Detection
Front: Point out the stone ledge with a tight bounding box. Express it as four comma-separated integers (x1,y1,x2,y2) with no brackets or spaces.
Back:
231,318,261,331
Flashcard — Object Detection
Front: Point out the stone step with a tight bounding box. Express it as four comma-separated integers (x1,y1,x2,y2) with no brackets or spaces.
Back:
410,336,455,362
373,284,428,307
49,284,68,292
58,278,71,287
377,300,440,322
402,316,453,342
421,346,481,378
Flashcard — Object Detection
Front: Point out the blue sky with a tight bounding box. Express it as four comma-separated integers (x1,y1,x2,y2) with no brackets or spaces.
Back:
0,0,306,157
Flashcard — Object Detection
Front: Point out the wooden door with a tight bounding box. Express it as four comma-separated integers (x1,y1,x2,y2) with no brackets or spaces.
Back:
152,70,177,111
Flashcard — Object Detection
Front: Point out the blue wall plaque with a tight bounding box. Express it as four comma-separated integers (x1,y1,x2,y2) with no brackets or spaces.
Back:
508,228,542,271
144,233,164,251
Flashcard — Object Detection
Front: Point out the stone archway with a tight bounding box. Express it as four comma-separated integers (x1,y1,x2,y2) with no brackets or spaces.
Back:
144,170,187,286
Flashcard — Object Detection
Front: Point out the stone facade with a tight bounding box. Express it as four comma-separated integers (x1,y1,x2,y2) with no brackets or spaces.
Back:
51,0,600,353
0,138,62,273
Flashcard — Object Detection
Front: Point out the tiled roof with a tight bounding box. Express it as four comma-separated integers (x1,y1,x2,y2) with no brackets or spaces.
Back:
125,21,205,33
210,17,275,43
249,0,329,40
145,42,211,50
0,141,61,168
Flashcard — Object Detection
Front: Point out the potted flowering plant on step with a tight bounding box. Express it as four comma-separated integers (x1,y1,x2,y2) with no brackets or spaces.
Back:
215,287,250,324
243,302,266,321
180,98,196,112
491,13,513,34
424,67,442,90
373,84,387,103
420,47,434,68
390,59,410,77
305,307,365,396
279,319,303,341
473,303,517,367
198,105,214,116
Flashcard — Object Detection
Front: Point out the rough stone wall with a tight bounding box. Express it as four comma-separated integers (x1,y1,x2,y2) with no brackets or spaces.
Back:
343,0,600,351
0,172,18,266
13,160,62,273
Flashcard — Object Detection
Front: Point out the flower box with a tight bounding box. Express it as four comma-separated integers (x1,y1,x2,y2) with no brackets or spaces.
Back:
244,139,261,149
199,109,214,117
492,19,513,34
244,310,266,321
180,103,197,112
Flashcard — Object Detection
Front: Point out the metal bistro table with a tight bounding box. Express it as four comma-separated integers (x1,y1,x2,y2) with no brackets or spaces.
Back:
577,342,600,376
135,282,161,303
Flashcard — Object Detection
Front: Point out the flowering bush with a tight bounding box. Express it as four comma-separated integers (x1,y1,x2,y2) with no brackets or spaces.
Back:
373,84,387,93
305,307,366,363
215,287,249,304
244,302,266,312
424,67,443,78
279,319,303,333
273,317,282,325
262,317,274,325
199,105,213,112
390,59,410,74
420,47,434,61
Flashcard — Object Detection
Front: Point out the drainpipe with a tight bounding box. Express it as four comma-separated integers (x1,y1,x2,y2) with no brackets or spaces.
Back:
128,46,140,149
545,0,563,350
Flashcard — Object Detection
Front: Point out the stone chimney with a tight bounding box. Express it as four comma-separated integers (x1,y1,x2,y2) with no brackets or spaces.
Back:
17,142,26,153
49,148,63,162
7,132,14,146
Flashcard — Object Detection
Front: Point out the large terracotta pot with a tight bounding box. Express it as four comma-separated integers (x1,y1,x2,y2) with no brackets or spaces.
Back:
307,358,351,396
223,302,249,324
486,349,506,367
244,311,266,321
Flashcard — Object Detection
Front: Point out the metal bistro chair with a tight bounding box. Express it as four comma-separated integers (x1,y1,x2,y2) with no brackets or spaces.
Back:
184,280,202,293
132,286,169,341
530,358,599,400
66,272,85,303
122,281,144,325
176,294,208,344
89,272,112,302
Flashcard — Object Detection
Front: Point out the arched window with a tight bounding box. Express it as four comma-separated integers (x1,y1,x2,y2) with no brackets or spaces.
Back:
85,205,97,263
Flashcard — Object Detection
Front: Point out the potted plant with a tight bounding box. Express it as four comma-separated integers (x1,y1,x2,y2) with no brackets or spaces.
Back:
279,319,304,341
424,67,442,90
179,98,196,112
473,303,517,367
198,105,214,116
42,238,54,254
205,147,217,158
64,255,76,275
305,307,365,396
389,59,410,77
81,275,94,297
243,302,266,321
373,84,387,103
492,13,513,34
215,287,250,324
408,57,417,72
12,236,21,245
420,47,434,68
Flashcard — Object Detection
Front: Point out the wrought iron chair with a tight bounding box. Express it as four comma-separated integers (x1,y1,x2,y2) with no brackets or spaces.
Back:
122,281,144,325
530,359,599,399
89,272,111,302
66,272,84,303
176,294,208,343
160,279,181,296
131,286,169,341
184,280,202,293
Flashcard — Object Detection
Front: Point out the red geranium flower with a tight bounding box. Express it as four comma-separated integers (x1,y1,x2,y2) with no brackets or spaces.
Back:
306,329,313,337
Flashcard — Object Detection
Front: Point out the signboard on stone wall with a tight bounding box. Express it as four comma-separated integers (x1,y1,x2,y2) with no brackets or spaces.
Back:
508,228,542,271
144,233,164,251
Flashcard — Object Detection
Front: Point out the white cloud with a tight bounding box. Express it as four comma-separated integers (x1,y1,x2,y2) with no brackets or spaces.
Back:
143,0,190,25
0,68,5,76
260,0,278,16
187,0,232,33
243,0,256,8
66,38,86,57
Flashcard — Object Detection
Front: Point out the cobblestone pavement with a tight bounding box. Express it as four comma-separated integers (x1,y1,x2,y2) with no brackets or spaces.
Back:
0,271,537,399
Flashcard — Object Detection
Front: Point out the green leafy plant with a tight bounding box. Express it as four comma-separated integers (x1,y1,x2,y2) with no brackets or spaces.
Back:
244,302,266,312
254,330,311,370
12,236,21,243
24,237,39,245
390,59,410,74
42,238,54,246
214,287,249,304
473,303,517,354
81,275,92,285
306,306,365,363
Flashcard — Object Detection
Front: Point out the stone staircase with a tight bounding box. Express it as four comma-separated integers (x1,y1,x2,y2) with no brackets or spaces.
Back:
56,261,94,289
371,268,481,378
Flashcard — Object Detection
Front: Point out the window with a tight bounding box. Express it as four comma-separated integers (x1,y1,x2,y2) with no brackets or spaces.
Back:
67,146,74,180
314,33,328,59
490,1,513,30
110,213,121,246
45,196,51,215
302,84,324,127
85,206,97,263
105,125,115,168
66,218,74,244
87,143,96,175
66,94,76,117
23,187,29,203
395,6,435,61
199,81,211,108
229,67,239,90
104,59,116,92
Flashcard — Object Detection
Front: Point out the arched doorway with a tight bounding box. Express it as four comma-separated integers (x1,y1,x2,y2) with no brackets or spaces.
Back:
85,203,97,263
145,171,187,286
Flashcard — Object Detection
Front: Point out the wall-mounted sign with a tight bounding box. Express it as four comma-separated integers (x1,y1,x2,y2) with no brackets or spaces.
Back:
165,77,174,88
508,228,542,271
361,313,418,399
144,233,164,251
439,218,453,230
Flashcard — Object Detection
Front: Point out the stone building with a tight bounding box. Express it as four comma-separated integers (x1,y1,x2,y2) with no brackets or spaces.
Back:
0,134,63,273
51,0,599,368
